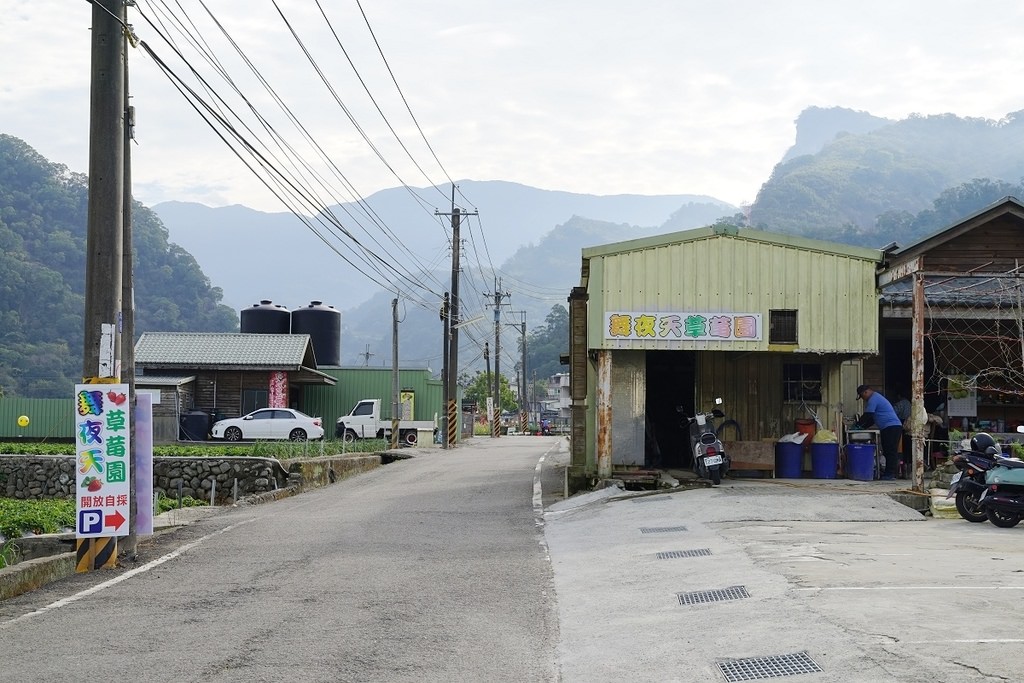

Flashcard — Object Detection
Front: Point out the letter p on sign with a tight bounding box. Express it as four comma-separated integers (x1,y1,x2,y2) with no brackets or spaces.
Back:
79,509,103,535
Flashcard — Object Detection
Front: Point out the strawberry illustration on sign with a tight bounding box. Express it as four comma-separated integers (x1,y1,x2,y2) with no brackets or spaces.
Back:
81,476,103,492
107,391,127,405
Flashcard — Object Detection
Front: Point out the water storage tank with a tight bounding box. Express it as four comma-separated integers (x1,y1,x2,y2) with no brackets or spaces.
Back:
291,300,341,366
240,300,290,334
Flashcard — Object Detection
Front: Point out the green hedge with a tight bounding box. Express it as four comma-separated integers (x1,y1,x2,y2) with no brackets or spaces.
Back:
0,439,385,459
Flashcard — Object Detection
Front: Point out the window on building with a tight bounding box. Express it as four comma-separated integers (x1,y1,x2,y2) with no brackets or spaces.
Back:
769,309,798,344
783,363,822,402
242,389,268,415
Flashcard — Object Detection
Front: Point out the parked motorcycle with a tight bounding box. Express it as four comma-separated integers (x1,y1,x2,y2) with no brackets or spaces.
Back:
978,453,1024,528
679,398,730,485
946,432,1002,523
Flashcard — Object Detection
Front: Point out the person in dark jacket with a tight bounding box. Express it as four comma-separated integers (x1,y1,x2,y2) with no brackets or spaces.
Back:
855,384,903,480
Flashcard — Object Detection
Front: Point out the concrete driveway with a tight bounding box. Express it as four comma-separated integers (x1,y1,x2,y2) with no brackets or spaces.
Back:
543,463,1022,682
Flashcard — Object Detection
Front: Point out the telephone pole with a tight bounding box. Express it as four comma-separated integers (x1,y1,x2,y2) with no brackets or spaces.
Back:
391,298,400,451
436,189,478,448
440,293,451,449
486,279,510,437
483,342,491,430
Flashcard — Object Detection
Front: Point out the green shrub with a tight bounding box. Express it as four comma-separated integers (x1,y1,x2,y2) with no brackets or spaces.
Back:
155,495,207,514
0,498,75,539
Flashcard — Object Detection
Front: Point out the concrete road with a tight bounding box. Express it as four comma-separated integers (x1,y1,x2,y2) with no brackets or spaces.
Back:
0,437,563,682
544,467,1024,682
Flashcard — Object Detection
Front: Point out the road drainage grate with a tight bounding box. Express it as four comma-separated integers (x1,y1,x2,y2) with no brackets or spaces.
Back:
677,585,749,606
640,526,688,534
717,651,822,681
657,548,712,559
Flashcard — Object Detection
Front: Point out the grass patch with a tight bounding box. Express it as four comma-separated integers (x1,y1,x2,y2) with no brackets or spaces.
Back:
0,498,75,539
156,495,208,514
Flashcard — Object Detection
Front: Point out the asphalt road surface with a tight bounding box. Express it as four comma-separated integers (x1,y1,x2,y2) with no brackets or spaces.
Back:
1,437,562,682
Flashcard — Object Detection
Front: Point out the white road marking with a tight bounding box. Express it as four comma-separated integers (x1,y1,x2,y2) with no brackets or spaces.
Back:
797,585,1024,591
904,639,1024,644
0,517,257,629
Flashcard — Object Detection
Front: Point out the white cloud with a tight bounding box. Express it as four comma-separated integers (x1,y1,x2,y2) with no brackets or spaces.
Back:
4,0,1024,214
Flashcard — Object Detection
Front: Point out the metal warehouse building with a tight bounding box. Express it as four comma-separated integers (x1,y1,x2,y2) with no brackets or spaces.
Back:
567,225,882,489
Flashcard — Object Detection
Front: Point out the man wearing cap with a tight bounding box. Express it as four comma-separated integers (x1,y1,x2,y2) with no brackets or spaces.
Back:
854,385,903,480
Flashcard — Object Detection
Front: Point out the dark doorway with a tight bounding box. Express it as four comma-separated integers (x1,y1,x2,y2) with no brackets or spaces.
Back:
645,351,696,468
884,337,939,412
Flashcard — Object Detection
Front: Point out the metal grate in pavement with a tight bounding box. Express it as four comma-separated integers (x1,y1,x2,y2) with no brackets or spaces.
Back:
717,651,822,681
639,525,688,534
677,585,749,606
657,548,712,559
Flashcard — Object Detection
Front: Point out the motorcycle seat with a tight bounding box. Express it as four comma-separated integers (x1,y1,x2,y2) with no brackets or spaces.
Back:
994,457,1024,469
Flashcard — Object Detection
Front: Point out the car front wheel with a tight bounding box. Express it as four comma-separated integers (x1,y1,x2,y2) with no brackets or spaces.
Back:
224,426,242,442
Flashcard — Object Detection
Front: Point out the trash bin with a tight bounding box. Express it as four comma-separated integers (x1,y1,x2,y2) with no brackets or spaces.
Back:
846,443,876,481
775,442,803,478
810,443,839,479
179,410,211,441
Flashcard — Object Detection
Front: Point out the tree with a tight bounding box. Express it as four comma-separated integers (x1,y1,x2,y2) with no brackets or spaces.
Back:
525,305,569,382
463,371,518,413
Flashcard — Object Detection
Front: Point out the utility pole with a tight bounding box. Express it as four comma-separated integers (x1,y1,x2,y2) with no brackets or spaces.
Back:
436,190,478,448
440,293,451,449
82,0,126,570
122,40,138,559
391,298,400,451
487,279,510,437
506,311,528,433
484,342,491,430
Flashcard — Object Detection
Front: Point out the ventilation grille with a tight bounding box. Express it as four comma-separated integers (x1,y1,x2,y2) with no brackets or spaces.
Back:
717,651,822,681
677,585,749,606
657,548,712,559
639,526,688,534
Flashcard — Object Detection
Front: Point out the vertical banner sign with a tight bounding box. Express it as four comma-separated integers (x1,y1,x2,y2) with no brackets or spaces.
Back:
75,384,131,538
135,392,155,536
268,371,288,408
400,390,415,420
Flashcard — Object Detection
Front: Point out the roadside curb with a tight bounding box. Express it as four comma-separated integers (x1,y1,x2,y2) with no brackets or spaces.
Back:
0,552,77,601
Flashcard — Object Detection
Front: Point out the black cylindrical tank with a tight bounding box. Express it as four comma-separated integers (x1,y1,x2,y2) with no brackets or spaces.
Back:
240,300,290,334
291,300,341,366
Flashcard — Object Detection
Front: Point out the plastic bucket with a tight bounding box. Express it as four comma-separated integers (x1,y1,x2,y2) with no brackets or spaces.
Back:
775,442,803,478
810,443,839,479
846,443,876,481
795,419,816,450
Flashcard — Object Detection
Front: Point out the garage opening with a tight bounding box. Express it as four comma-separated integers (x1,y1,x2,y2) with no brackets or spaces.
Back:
645,350,696,468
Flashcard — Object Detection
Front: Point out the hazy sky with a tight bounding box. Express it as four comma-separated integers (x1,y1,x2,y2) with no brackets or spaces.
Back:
4,1,1024,213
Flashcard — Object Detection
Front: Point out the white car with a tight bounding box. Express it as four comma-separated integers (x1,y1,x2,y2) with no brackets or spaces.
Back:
211,408,324,442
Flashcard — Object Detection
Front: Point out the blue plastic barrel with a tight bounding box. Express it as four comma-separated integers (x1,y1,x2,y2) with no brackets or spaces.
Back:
775,442,803,478
811,443,839,479
846,443,876,481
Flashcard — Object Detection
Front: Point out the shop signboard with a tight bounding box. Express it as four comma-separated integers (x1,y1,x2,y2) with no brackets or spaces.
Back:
604,311,762,342
74,383,131,538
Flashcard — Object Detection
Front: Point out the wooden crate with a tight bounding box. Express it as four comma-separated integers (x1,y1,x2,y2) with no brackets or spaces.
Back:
723,440,775,476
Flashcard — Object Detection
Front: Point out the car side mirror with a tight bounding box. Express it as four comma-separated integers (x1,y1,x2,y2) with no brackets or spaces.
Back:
243,415,253,420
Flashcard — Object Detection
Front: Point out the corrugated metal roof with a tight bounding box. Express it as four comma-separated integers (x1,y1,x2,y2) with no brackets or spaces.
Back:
135,332,314,368
582,225,882,262
135,374,196,386
891,196,1024,259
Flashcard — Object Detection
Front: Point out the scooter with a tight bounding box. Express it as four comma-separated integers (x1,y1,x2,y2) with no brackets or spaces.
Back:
978,455,1024,528
679,398,730,485
946,445,1001,523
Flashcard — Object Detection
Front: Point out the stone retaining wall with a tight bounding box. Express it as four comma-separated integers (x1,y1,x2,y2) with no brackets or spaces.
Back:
0,454,385,503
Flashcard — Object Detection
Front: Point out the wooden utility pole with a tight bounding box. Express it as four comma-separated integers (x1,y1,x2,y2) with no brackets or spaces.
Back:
911,273,926,492
391,298,400,450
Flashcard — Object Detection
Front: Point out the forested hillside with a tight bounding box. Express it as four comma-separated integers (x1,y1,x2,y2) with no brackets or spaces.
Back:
0,135,237,397
750,110,1024,237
